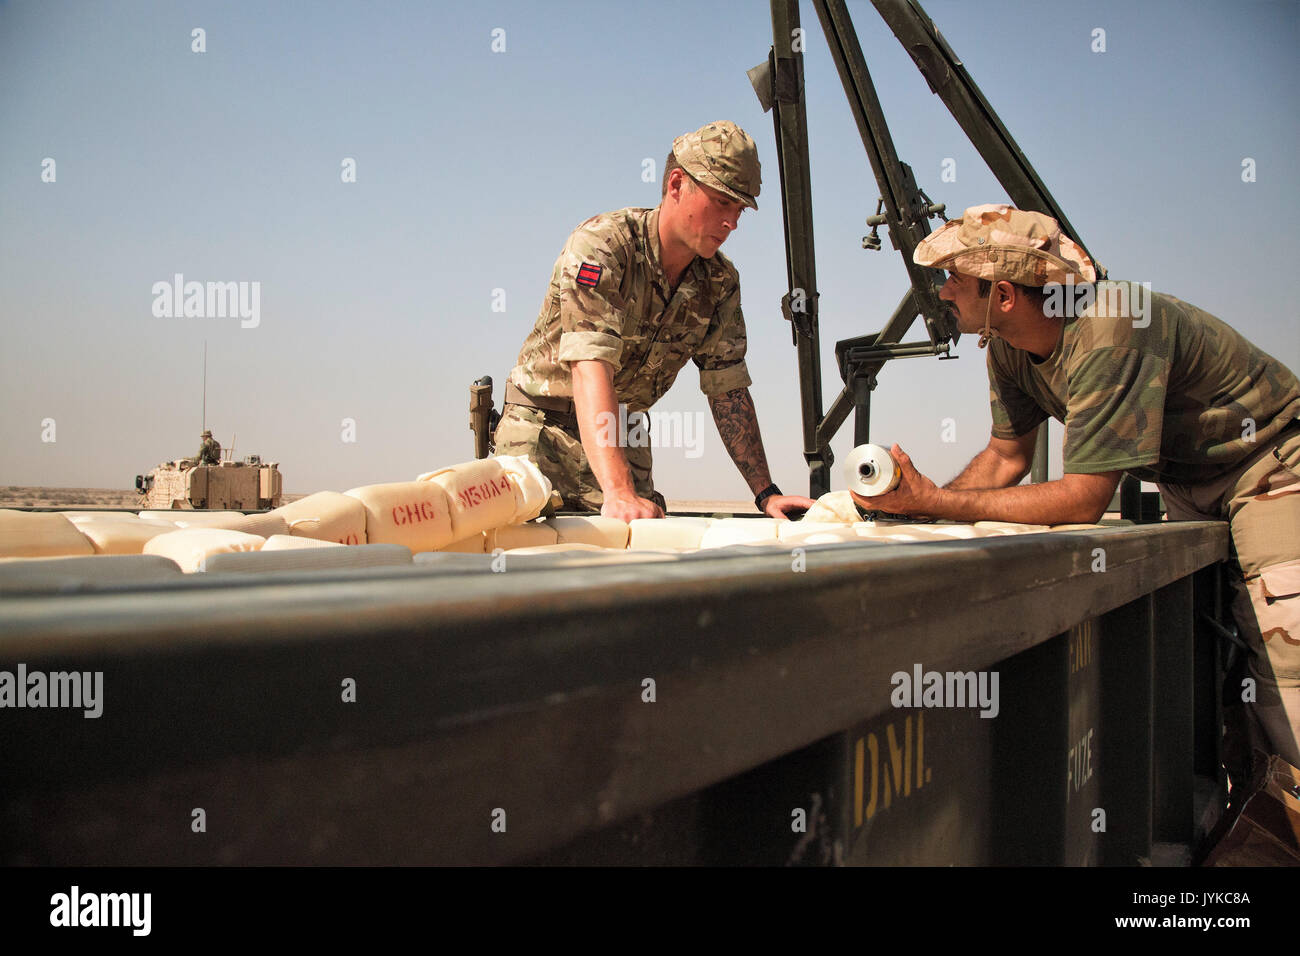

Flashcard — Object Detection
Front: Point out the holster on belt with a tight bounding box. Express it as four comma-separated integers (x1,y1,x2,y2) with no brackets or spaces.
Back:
504,382,578,429
470,376,500,459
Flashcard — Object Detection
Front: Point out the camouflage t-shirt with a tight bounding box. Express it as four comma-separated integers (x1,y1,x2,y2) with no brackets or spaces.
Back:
506,206,752,411
988,281,1300,484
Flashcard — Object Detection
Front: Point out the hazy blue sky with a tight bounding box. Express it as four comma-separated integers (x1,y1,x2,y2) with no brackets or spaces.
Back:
2,0,1296,499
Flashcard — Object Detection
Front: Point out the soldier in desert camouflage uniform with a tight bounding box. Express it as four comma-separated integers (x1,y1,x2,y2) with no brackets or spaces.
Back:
494,121,814,523
195,430,221,466
849,203,1300,786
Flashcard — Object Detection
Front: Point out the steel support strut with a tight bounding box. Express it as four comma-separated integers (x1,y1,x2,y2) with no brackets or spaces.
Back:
813,0,955,348
750,1,832,495
869,0,1103,269
757,0,1104,494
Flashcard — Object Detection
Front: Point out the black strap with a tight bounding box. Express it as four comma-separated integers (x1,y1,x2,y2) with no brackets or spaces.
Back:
754,483,782,511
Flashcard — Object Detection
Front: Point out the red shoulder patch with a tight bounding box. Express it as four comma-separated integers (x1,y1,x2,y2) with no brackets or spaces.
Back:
576,262,603,288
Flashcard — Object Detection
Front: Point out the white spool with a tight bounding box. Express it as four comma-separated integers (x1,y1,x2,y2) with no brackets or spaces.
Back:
844,444,900,497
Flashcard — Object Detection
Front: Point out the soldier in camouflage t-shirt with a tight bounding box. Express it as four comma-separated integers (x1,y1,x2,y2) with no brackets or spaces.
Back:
494,121,813,523
850,203,1300,785
985,283,1300,486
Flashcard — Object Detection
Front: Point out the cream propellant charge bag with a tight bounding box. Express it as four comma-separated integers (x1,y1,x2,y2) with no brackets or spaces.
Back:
486,521,559,552
419,458,523,539
260,534,345,552
272,491,368,545
344,481,456,552
0,511,95,559
545,515,630,550
75,518,178,555
494,455,553,522
628,516,713,551
803,491,863,525
143,527,266,572
699,518,779,549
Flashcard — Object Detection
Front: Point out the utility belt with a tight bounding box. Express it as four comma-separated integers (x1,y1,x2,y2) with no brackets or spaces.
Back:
504,382,578,429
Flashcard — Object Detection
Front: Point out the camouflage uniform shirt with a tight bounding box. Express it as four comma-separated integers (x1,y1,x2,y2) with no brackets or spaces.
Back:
506,206,752,410
197,438,221,466
988,281,1300,484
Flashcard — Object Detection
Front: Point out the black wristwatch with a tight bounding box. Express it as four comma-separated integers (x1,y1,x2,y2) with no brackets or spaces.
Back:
754,483,782,511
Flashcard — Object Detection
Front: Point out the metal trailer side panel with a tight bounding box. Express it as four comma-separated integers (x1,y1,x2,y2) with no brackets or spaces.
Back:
0,523,1228,864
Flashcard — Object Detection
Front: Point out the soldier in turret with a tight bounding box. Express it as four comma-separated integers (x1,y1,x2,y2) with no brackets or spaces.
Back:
197,430,221,466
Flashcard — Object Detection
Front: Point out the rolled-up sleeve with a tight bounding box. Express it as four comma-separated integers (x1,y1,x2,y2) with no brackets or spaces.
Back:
555,228,628,371
694,284,753,396
557,331,623,368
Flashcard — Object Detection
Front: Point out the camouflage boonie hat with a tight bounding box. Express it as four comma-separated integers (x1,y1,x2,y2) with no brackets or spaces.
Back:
914,203,1097,286
672,121,761,210
201,430,212,437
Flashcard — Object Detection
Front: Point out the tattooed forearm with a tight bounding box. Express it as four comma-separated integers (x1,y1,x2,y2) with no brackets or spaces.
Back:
708,387,772,493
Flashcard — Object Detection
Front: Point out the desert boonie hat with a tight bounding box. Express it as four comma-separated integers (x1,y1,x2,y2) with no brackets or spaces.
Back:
914,203,1097,286
672,121,761,210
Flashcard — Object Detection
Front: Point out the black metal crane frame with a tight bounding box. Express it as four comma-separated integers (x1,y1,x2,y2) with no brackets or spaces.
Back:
749,0,1104,497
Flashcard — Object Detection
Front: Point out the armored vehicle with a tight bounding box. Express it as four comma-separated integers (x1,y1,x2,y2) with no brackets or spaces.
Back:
135,455,283,510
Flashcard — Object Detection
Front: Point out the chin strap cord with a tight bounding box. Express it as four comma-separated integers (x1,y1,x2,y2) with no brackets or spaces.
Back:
977,284,998,350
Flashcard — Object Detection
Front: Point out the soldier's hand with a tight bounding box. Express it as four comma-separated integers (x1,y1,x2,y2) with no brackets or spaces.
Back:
849,444,939,517
761,494,818,520
600,490,664,522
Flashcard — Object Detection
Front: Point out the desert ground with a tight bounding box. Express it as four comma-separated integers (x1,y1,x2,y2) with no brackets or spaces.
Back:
0,487,307,510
